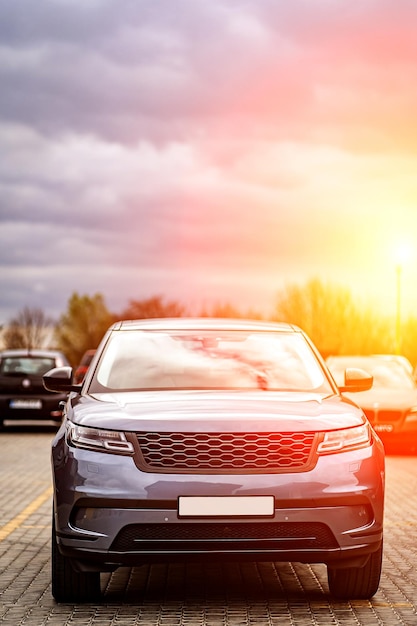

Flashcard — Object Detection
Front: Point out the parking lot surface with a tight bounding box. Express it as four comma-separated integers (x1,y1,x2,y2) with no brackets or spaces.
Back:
0,427,416,625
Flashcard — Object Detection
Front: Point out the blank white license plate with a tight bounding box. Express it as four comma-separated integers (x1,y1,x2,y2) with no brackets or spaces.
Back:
9,399,42,409
178,495,274,517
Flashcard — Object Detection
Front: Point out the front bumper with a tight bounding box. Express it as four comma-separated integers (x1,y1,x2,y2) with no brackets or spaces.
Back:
52,435,384,572
58,504,383,572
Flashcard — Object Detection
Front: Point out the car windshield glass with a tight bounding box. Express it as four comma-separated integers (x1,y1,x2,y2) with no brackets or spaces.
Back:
0,357,56,376
90,330,332,392
328,358,416,390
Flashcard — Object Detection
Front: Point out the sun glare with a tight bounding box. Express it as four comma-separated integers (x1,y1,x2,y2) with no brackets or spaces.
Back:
392,239,414,267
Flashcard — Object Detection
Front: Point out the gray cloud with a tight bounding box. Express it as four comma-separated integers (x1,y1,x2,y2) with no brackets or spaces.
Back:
1,0,417,325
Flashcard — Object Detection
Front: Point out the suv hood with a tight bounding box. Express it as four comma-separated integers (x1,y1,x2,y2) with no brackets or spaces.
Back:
68,390,365,433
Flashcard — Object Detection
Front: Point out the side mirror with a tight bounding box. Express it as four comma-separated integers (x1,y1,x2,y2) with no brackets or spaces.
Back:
339,367,373,393
43,366,82,393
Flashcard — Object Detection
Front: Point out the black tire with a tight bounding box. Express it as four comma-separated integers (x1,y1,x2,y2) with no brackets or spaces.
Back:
327,542,383,600
51,515,101,602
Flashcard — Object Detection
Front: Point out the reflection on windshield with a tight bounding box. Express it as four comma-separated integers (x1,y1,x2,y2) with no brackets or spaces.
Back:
93,330,331,393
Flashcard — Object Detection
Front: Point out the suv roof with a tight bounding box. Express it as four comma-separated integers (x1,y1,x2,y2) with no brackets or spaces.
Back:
0,349,68,359
111,318,299,333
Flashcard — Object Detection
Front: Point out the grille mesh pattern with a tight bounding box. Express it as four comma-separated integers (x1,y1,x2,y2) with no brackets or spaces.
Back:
110,522,338,551
136,431,316,473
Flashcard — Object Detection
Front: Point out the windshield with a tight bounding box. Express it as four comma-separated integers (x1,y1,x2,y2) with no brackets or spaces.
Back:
90,329,332,393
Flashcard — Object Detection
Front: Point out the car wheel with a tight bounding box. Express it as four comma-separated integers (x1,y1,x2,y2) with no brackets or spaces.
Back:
51,514,101,602
327,542,383,599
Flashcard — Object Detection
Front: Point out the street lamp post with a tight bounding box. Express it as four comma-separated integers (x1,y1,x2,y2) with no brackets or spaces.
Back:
395,264,402,355
393,240,413,356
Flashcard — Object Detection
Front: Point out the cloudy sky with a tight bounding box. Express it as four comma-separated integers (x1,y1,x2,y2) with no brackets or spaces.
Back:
2,0,417,324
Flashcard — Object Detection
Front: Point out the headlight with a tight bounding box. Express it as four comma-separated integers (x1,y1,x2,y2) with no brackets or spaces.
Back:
317,424,371,454
405,408,417,422
67,424,134,454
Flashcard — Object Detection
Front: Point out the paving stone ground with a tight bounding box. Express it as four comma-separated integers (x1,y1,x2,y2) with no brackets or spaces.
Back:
0,427,416,625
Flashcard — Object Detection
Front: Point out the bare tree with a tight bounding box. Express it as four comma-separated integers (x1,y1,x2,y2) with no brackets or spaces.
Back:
397,315,417,368
3,307,54,349
199,302,263,319
121,295,188,320
273,278,392,357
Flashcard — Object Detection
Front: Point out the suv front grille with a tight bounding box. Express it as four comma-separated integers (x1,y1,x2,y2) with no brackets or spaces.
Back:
135,431,317,474
110,521,338,552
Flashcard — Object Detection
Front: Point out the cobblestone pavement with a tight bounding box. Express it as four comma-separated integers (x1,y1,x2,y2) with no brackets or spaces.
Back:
0,427,416,625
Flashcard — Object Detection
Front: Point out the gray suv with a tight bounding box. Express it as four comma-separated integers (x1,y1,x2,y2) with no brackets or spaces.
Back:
44,318,384,602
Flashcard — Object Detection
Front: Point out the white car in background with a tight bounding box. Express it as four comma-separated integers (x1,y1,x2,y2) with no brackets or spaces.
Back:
327,354,417,453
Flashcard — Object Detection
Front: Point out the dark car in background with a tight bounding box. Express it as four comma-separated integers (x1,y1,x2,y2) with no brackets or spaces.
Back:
0,349,70,429
326,354,417,452
44,318,384,602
